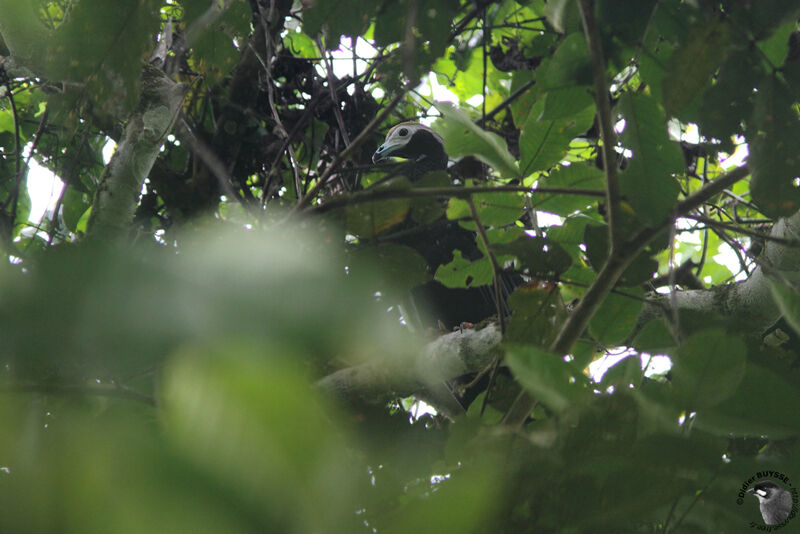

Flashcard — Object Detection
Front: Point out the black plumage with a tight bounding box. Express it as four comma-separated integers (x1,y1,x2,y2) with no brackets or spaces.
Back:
747,480,793,525
372,122,519,330
372,123,448,180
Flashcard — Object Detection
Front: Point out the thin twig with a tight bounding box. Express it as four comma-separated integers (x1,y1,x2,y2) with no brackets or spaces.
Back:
467,196,507,334
253,6,303,201
318,36,351,147
1,84,22,215
311,184,605,214
476,79,536,126
2,382,156,406
666,223,682,342
175,118,259,216
686,213,800,246
289,89,409,213
579,0,622,253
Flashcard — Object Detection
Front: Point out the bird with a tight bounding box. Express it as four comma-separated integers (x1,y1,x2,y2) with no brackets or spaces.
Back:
370,121,520,331
372,122,448,181
747,480,793,525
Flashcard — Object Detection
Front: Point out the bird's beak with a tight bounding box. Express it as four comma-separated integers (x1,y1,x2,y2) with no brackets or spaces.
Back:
372,140,404,164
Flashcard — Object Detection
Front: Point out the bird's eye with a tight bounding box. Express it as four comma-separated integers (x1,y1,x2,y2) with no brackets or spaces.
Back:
398,128,408,136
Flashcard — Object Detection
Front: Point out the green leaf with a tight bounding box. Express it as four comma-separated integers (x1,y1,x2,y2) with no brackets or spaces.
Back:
543,0,581,34
445,197,471,221
0,106,15,134
409,171,449,224
632,319,677,353
536,33,592,90
44,0,162,113
505,344,587,412
510,70,537,125
672,329,746,409
434,103,520,179
283,30,319,59
599,354,643,389
617,93,683,226
303,0,374,45
62,186,91,232
349,243,430,296
519,99,595,176
163,343,358,531
375,0,459,58
434,249,492,288
748,75,800,218
757,20,794,66
540,86,593,120
535,163,604,216
768,279,800,336
597,0,660,48
662,20,732,116
505,284,567,346
492,236,572,277
0,1,43,64
588,288,644,345
470,191,525,227
344,179,411,237
185,0,252,85
698,54,762,141
693,362,800,438
584,224,658,286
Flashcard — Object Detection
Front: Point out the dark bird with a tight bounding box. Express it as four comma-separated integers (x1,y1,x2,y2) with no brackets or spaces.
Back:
371,122,519,331
747,480,793,525
372,122,448,180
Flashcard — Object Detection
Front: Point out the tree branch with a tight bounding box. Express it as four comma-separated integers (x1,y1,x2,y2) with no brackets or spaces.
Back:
311,184,605,214
578,0,622,252
317,323,502,416
467,196,507,333
85,65,186,242
289,89,409,213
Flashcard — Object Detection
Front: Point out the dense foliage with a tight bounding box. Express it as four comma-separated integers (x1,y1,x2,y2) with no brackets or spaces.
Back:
0,0,799,532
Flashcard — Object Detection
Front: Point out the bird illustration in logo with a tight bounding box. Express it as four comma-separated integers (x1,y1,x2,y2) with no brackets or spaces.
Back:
747,480,793,525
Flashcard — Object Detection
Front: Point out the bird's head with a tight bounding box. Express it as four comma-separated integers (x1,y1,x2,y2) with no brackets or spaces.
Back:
747,481,782,502
372,122,447,171
747,480,793,525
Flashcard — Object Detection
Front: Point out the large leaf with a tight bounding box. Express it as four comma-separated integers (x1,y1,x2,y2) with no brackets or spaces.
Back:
505,283,567,346
698,54,762,141
433,103,520,179
374,0,459,58
519,99,595,176
535,33,591,90
588,288,644,346
434,249,492,288
163,345,358,532
662,20,732,116
768,279,800,336
184,0,254,84
693,361,800,438
534,163,604,216
303,0,375,46
46,0,161,113
349,243,430,296
672,329,746,409
505,344,587,412
617,93,683,226
343,179,411,237
748,75,800,217
492,236,572,278
584,223,659,286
